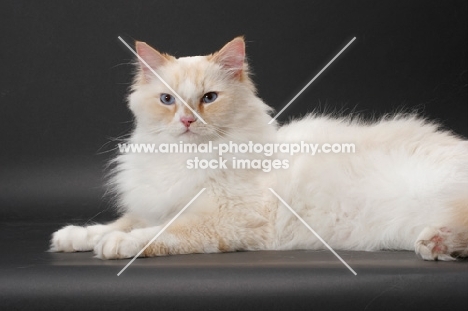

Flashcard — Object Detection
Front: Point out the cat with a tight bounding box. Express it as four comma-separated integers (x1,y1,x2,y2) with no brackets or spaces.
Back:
50,37,468,261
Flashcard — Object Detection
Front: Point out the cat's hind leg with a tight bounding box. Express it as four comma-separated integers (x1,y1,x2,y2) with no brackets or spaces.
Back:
415,198,468,260
415,226,468,261
49,216,138,252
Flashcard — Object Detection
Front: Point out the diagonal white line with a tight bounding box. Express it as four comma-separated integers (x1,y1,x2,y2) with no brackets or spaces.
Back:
268,188,357,275
117,188,206,276
268,37,356,125
118,36,207,124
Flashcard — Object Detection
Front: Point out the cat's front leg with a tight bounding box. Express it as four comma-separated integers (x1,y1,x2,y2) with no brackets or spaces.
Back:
50,216,137,252
94,222,215,259
94,215,269,259
94,226,162,259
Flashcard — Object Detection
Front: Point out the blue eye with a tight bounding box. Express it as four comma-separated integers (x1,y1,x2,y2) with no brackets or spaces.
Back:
202,92,218,104
160,93,175,105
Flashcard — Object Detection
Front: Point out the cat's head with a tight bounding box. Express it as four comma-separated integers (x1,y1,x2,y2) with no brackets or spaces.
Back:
128,37,273,143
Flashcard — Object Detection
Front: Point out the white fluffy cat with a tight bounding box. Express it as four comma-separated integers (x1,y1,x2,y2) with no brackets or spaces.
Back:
50,37,468,261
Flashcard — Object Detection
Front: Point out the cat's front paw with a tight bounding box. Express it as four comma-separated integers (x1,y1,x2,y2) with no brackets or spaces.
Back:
50,225,96,252
94,231,145,260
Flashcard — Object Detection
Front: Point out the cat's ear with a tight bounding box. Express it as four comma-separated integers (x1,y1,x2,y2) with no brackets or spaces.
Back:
135,41,169,83
212,37,246,78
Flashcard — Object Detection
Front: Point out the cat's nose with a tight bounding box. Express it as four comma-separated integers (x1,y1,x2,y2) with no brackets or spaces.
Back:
180,116,196,128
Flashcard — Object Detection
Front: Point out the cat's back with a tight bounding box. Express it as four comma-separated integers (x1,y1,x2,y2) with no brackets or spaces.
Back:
277,114,462,149
275,114,467,196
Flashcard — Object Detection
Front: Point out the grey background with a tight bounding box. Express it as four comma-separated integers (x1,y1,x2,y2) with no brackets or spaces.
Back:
1,0,466,221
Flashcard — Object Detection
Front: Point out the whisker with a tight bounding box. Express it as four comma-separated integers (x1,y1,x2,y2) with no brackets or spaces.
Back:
96,132,133,154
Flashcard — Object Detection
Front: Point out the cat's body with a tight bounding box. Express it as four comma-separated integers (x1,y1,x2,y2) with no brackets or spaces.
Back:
51,37,468,261
275,115,468,257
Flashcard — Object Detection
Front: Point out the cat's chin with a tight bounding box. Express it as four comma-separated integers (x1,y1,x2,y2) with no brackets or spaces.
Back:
176,130,206,143
179,128,197,137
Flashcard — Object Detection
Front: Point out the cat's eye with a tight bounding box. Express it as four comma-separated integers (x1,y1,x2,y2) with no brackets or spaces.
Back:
160,93,175,105
202,92,218,104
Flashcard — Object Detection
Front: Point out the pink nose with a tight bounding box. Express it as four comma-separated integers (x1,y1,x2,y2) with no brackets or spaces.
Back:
180,116,196,128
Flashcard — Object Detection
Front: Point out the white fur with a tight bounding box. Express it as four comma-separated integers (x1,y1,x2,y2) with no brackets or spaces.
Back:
274,116,468,252
51,40,468,261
